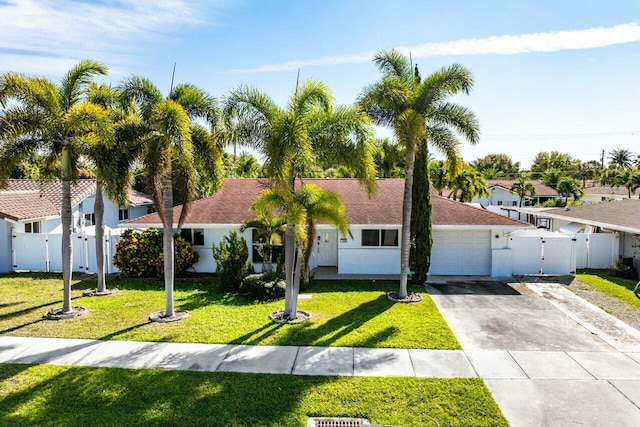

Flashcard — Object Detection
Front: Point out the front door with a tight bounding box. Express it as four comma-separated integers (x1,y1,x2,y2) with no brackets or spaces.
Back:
317,229,338,266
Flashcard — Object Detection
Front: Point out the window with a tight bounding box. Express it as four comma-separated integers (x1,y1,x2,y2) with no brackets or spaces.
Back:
118,208,129,221
362,229,398,247
84,213,96,225
252,229,283,261
25,221,41,233
180,228,205,246
381,229,399,246
362,229,380,246
497,201,503,206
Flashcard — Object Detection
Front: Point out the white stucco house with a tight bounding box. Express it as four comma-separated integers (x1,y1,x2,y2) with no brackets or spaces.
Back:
582,184,640,203
125,178,536,277
0,179,153,273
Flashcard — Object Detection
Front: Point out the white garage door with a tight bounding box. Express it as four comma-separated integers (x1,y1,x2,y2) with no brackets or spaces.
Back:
430,230,491,275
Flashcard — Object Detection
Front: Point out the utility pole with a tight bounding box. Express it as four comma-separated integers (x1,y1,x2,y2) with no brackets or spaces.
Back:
601,149,605,170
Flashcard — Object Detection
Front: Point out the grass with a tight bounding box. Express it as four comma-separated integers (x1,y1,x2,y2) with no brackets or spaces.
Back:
576,269,640,309
0,273,460,349
0,364,507,427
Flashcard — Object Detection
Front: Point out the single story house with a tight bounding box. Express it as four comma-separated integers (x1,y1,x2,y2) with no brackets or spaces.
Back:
582,184,640,203
0,179,153,273
521,199,640,273
125,178,535,277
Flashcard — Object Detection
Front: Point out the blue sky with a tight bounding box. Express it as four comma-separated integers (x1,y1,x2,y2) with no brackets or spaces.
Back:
1,0,638,168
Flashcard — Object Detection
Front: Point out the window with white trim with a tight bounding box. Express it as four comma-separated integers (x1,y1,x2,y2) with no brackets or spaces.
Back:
361,229,399,247
25,221,41,233
180,228,205,246
84,213,96,225
118,208,129,221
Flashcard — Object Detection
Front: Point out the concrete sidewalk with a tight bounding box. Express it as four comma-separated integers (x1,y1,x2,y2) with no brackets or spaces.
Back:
1,335,639,381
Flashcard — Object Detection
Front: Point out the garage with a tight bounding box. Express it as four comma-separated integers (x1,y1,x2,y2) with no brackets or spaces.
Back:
430,230,491,275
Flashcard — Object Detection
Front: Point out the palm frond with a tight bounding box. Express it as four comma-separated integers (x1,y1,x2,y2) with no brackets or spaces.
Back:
170,84,220,125
0,73,60,115
59,60,108,111
118,75,163,122
373,49,413,83
430,102,480,145
288,79,332,116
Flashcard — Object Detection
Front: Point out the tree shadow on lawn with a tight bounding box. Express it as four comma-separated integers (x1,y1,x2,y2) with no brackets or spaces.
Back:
233,294,397,348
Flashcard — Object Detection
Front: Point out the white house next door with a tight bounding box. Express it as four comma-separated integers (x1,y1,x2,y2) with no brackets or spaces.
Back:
317,229,338,266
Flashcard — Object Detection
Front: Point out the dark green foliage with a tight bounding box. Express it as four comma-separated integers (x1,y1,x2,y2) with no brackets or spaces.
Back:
212,231,254,292
410,143,433,285
113,228,199,277
275,251,285,278
239,271,286,301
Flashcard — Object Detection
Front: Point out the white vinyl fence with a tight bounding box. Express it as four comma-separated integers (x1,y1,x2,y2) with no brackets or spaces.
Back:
574,233,619,269
12,230,121,274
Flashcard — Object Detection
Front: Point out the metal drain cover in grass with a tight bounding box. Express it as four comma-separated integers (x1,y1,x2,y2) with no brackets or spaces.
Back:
307,417,371,427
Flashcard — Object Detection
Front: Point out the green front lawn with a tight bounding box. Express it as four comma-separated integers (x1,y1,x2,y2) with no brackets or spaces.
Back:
0,364,507,427
576,269,640,309
0,273,460,349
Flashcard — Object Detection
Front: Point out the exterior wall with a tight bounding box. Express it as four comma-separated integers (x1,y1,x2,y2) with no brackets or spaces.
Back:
472,187,521,207
621,232,640,276
338,225,401,274
0,220,11,273
84,194,149,228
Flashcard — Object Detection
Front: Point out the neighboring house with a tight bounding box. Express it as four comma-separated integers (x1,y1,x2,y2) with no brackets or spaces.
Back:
445,180,558,217
125,178,534,277
0,179,153,273
582,184,640,203
522,199,640,273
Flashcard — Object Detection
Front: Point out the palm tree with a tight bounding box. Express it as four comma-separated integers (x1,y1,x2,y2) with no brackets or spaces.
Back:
481,167,505,180
374,137,405,178
428,160,448,196
224,79,376,320
511,176,537,207
240,206,286,273
542,168,566,189
253,184,348,316
556,177,583,204
120,76,223,320
359,49,480,298
613,169,640,198
85,83,143,295
448,168,489,202
0,60,111,316
608,148,634,169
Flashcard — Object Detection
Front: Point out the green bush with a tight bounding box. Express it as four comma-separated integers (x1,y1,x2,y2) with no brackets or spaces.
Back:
213,231,254,292
240,271,286,301
113,228,199,277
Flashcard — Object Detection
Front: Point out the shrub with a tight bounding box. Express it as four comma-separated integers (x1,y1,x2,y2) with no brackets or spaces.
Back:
213,231,254,292
113,228,199,277
240,271,286,301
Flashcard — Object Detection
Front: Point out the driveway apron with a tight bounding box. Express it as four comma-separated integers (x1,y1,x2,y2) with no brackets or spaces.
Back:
427,280,640,427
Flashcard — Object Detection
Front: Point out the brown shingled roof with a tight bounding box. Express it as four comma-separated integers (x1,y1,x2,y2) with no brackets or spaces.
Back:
583,185,640,198
0,179,153,221
126,178,528,227
0,179,96,221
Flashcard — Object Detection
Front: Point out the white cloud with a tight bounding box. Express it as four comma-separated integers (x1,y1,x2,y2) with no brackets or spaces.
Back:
0,0,221,75
231,22,640,73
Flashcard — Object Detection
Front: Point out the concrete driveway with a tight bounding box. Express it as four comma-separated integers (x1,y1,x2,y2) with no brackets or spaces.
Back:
427,280,640,427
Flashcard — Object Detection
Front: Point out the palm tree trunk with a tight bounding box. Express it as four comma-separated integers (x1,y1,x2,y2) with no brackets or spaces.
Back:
94,181,106,292
162,173,175,317
290,244,303,316
399,148,416,299
283,224,296,318
302,217,316,284
61,145,73,313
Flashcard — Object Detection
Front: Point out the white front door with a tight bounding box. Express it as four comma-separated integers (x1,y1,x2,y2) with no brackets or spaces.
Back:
317,229,338,266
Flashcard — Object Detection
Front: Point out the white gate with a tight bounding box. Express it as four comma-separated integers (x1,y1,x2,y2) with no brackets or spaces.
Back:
574,233,618,269
12,230,121,273
509,230,575,275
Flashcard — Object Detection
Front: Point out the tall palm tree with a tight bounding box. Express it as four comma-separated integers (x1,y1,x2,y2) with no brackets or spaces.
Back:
608,148,634,169
0,60,112,315
85,83,143,295
240,206,286,273
120,77,223,320
359,49,480,298
225,79,376,320
542,168,566,189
